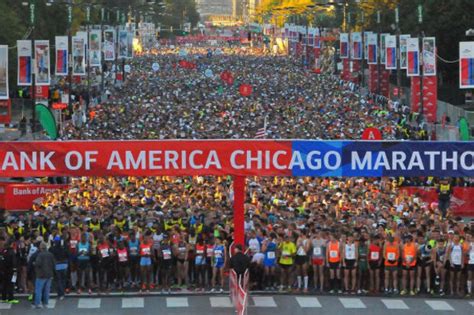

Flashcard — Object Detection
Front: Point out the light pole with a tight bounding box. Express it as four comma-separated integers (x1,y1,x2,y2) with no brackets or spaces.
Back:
22,0,36,134
86,4,91,110
395,5,401,102
376,9,381,95
418,3,424,120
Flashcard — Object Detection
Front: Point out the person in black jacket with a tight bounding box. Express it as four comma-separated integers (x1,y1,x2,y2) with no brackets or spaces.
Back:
230,244,250,283
0,237,19,304
50,236,69,300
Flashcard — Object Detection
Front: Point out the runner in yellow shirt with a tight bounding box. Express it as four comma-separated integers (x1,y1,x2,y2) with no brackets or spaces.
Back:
278,234,296,291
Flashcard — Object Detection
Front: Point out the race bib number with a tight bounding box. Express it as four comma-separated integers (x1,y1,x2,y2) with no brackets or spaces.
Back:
282,250,290,257
469,252,474,264
70,240,78,249
346,249,355,260
267,251,275,259
313,247,322,256
405,255,414,263
370,252,379,260
100,248,109,258
196,249,204,255
163,249,172,260
387,252,396,261
130,247,138,255
452,252,461,264
297,247,306,256
330,250,338,258
142,247,151,255
214,250,222,258
207,248,214,256
118,252,127,262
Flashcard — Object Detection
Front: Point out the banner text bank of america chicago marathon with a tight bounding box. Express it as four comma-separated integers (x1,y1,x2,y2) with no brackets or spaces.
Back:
0,141,473,177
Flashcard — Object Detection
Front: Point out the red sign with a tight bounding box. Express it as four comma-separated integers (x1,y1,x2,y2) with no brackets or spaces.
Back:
0,182,68,211
0,100,11,124
400,186,474,217
239,84,252,97
52,102,67,110
361,127,382,140
393,87,399,96
30,86,49,99
368,64,390,97
411,76,437,123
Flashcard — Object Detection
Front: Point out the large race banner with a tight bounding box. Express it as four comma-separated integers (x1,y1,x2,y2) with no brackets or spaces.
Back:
104,29,116,61
385,35,397,69
89,29,102,66
34,40,51,86
423,37,436,76
0,141,472,178
72,36,86,75
340,33,349,59
0,46,8,100
407,37,420,76
55,36,68,76
17,40,32,86
459,41,474,89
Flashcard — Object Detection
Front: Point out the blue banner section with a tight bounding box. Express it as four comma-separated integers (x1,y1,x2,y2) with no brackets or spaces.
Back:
291,141,474,177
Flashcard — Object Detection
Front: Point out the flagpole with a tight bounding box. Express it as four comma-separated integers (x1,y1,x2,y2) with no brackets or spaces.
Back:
263,115,267,138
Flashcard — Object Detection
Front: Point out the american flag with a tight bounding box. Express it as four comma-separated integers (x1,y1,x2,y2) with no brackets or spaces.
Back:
255,116,267,139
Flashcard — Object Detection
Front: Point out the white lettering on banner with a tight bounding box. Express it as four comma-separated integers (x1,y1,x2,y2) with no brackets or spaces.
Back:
107,150,222,171
425,151,441,169
273,151,287,170
1,152,56,171
352,151,371,170
442,151,457,170
65,151,83,170
230,150,244,169
407,151,424,170
289,151,305,169
392,152,407,170
460,152,474,170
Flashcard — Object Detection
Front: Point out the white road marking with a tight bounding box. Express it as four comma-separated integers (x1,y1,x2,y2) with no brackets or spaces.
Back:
252,296,277,307
0,302,12,309
381,299,409,310
122,297,144,308
339,298,366,309
295,297,322,308
425,300,454,311
166,297,189,307
210,297,233,307
78,298,101,309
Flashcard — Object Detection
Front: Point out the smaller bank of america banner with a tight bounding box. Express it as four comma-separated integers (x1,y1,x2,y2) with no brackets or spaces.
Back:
367,33,377,64
351,32,362,60
340,33,349,59
407,37,420,76
385,35,397,69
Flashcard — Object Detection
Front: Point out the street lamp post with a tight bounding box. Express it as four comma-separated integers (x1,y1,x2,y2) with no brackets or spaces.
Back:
86,4,91,110
395,5,401,102
101,7,105,93
376,9,381,95
67,2,73,113
23,0,37,134
418,4,424,120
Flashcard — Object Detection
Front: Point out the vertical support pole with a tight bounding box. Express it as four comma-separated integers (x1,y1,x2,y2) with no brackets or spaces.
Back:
233,176,246,247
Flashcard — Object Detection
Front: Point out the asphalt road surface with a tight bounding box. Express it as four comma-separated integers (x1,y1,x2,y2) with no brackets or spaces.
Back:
1,294,473,315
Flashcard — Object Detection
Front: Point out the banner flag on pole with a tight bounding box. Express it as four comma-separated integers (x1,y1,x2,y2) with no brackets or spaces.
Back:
118,30,128,59
399,34,410,69
407,37,420,77
17,40,32,86
55,36,68,76
72,36,86,76
351,32,362,60
34,40,51,86
422,37,436,76
104,29,116,61
367,33,378,64
0,46,8,100
364,31,372,60
89,30,102,66
127,31,134,59
380,33,389,65
459,41,474,89
315,27,321,49
340,33,349,59
385,35,397,69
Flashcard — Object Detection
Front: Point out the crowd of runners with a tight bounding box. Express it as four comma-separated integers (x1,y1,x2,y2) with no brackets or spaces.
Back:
1,43,473,304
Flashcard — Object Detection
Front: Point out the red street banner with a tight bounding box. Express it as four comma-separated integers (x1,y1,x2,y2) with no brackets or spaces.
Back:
400,186,474,217
368,64,390,97
0,182,68,210
411,76,437,123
